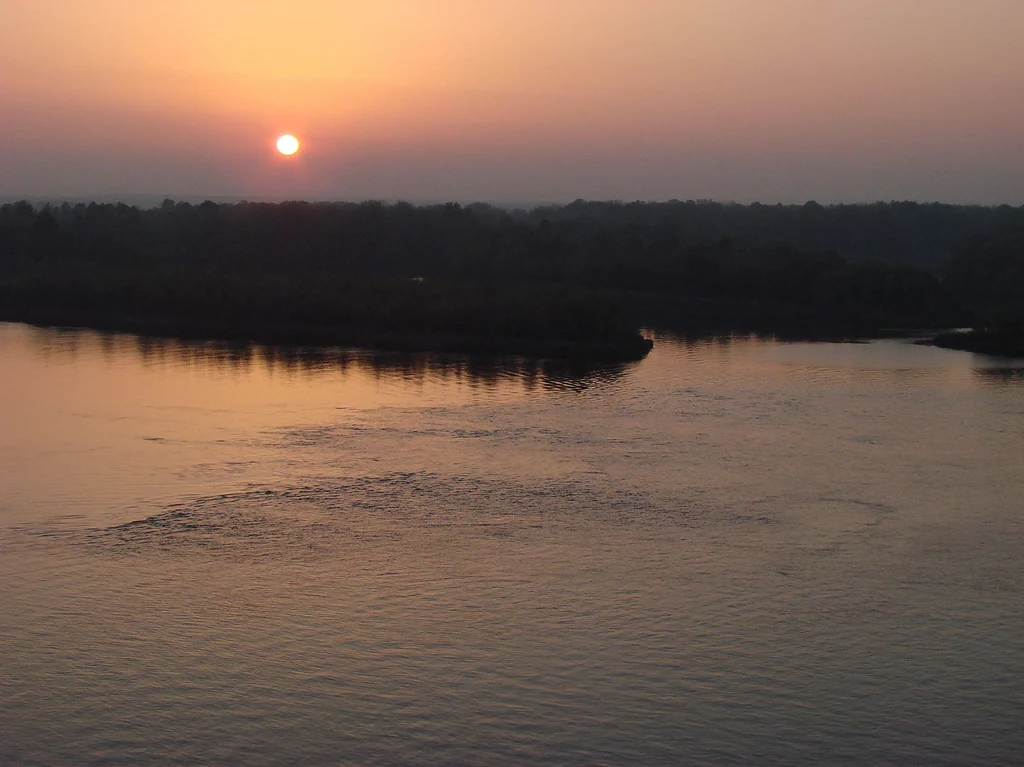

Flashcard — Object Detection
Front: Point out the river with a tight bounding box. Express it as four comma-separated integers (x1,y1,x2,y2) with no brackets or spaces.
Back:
1,321,1022,766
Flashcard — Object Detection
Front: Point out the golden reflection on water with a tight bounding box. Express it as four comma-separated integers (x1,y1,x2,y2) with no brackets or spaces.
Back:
0,322,635,526
2,322,1023,766
3,322,1019,510
19,323,633,399
642,328,1024,391
15,323,1022,403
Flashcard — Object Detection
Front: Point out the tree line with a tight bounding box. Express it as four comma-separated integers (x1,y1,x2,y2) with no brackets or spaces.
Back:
1,199,1021,355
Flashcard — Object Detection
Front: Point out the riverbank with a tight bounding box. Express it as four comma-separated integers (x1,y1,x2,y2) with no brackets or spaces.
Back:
0,306,654,362
922,328,1024,358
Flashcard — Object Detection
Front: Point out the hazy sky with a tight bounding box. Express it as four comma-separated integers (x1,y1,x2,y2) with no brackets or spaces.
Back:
2,0,1023,204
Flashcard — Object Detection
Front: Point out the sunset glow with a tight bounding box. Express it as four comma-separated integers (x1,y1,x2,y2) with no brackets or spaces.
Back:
1,0,1023,202
3,4,1024,765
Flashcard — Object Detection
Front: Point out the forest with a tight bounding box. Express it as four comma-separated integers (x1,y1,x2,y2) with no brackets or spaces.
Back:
1,199,1022,358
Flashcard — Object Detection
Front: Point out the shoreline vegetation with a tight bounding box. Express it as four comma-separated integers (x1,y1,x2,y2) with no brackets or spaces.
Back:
922,328,1024,358
0,306,654,362
2,199,1021,359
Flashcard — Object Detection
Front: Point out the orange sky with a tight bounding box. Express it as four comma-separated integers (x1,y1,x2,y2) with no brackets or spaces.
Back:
2,0,1023,203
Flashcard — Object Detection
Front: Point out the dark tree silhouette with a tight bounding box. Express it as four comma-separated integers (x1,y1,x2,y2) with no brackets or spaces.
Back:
2,198,1020,357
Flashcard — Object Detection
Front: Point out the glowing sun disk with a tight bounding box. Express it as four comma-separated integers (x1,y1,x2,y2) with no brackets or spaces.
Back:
276,134,300,155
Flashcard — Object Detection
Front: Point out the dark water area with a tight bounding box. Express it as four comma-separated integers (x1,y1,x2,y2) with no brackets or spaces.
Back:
2,322,1022,766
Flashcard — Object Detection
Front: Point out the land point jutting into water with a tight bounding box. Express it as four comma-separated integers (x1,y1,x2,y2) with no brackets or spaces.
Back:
1,199,1022,358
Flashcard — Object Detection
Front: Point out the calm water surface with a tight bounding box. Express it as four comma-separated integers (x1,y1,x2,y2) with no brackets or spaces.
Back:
2,322,1022,766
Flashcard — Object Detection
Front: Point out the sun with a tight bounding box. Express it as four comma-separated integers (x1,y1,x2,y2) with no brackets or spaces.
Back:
276,134,300,156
